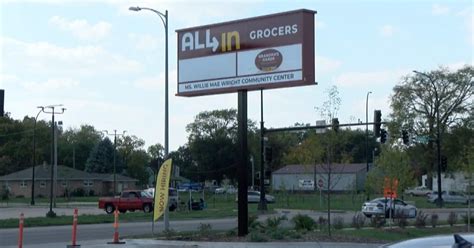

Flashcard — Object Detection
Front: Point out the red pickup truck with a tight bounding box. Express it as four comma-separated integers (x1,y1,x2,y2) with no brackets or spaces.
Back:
98,190,153,214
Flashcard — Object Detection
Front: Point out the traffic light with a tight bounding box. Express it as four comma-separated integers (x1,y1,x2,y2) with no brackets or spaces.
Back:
380,129,388,144
441,156,447,171
264,147,272,162
332,118,339,133
402,130,409,145
374,110,381,137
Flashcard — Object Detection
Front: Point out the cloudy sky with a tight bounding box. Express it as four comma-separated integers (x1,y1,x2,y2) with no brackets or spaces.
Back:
1,0,472,151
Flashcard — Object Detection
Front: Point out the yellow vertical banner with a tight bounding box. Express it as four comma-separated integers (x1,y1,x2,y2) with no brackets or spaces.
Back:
154,159,172,221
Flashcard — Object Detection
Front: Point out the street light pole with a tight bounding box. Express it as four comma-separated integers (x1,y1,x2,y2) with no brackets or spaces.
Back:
366,91,372,201
42,105,65,217
103,130,126,196
129,5,170,230
31,107,44,205
413,70,443,207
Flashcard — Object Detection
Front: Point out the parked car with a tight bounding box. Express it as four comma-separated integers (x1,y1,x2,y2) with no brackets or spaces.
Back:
381,233,474,248
427,191,469,204
215,185,237,194
236,190,275,203
404,186,431,196
98,190,154,214
361,197,417,218
142,187,179,210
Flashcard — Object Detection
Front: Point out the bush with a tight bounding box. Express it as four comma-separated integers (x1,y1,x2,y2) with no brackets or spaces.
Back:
198,223,212,237
292,214,316,231
71,188,85,197
265,216,287,229
288,230,302,239
268,229,286,240
462,214,474,225
15,195,25,198
430,213,439,228
370,216,385,228
415,211,427,228
162,228,177,239
395,215,408,229
351,212,365,229
1,186,11,200
448,212,458,227
318,216,327,230
248,231,268,242
332,215,344,230
248,215,262,229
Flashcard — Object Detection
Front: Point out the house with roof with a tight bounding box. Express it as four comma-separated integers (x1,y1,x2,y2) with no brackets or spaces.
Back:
272,163,367,192
0,164,138,197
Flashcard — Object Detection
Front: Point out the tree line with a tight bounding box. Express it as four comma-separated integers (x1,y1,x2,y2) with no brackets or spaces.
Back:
0,65,472,192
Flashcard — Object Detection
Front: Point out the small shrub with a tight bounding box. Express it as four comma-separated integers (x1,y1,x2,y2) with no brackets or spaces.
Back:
430,213,439,228
395,215,408,229
248,231,268,242
288,230,302,239
351,212,365,229
268,229,286,240
332,215,344,230
248,215,262,229
71,188,85,197
448,212,458,227
266,216,287,229
163,228,177,239
225,228,237,237
318,216,327,230
15,195,25,198
198,223,212,237
415,211,427,228
370,216,385,228
292,214,316,231
462,214,474,225
1,186,11,200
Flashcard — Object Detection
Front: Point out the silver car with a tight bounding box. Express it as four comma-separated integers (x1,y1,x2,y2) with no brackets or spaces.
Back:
428,191,469,204
236,191,275,203
404,186,431,197
362,198,417,218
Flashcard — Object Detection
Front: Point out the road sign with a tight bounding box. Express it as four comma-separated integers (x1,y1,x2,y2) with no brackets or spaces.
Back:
176,9,316,97
414,135,430,144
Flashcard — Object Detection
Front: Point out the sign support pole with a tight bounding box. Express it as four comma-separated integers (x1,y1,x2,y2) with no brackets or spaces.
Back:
237,90,249,236
258,89,267,211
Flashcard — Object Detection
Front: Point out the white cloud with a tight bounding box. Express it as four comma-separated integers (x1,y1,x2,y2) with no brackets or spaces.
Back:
49,16,111,41
379,25,395,37
333,69,407,88
432,4,450,15
2,36,142,76
21,78,80,92
0,74,19,88
134,69,177,91
316,56,342,73
128,33,160,51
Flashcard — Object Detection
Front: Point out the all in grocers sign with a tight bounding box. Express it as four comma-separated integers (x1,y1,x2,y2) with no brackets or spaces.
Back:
176,9,316,97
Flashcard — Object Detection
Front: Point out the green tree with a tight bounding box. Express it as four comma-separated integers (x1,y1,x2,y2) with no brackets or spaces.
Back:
84,137,114,173
366,146,415,197
186,109,256,183
390,65,473,186
58,125,102,170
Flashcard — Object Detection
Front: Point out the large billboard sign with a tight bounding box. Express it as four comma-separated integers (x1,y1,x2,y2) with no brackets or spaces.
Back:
176,9,316,97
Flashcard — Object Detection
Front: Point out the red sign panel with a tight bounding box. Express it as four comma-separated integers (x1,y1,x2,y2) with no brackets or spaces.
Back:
176,9,316,97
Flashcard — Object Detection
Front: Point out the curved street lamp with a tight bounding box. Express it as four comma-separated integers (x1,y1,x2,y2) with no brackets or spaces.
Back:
129,6,169,157
129,5,170,231
31,106,44,205
365,91,372,201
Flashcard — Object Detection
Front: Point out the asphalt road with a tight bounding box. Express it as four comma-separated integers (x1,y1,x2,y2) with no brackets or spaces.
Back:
0,218,237,246
1,206,471,247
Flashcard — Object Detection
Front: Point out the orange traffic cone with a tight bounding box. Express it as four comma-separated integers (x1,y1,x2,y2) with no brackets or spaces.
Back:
107,209,125,244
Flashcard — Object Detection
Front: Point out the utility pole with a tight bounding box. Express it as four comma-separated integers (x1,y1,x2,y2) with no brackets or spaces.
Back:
103,130,126,196
42,105,65,218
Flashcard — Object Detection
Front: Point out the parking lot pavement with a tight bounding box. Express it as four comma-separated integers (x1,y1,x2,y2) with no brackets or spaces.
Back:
3,239,383,248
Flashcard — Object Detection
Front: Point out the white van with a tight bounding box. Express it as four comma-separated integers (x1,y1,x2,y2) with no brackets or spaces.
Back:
144,187,179,211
